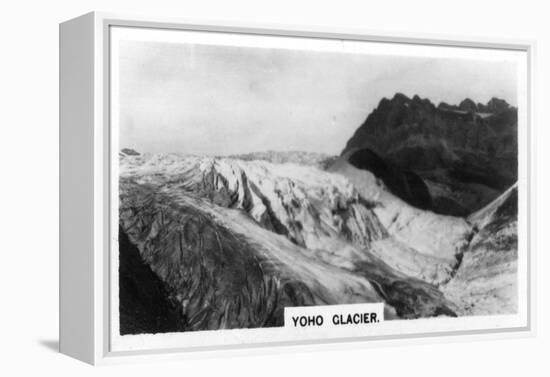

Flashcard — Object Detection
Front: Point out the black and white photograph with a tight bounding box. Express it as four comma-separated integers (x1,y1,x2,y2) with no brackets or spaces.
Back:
5,0,550,372
4,0,550,372
111,26,527,346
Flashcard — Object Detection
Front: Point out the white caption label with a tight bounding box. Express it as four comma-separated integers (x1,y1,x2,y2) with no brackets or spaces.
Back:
284,303,384,329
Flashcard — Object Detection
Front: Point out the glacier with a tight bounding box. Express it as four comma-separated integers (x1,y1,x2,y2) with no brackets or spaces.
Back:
118,151,518,333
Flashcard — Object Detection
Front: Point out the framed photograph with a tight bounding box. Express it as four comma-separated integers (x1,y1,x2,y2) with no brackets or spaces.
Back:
60,12,535,364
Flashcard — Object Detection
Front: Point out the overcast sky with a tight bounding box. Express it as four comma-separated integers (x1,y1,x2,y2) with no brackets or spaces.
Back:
117,40,518,156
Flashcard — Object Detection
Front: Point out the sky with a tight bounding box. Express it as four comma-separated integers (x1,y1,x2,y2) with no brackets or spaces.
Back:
116,37,518,156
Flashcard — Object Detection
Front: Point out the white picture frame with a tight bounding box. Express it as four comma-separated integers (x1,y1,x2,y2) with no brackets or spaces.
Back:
59,11,536,365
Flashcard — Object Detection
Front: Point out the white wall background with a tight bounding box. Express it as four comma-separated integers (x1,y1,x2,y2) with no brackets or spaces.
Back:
0,0,548,375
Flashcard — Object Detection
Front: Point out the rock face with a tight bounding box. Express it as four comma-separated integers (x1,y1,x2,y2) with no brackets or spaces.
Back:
442,185,518,315
340,93,517,216
119,226,184,335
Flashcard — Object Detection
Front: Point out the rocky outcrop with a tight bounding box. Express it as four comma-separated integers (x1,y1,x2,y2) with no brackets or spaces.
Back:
340,93,517,216
442,184,518,315
119,225,184,335
120,148,140,157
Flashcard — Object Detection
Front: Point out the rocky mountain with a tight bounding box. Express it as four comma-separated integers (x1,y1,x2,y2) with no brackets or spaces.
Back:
340,93,518,216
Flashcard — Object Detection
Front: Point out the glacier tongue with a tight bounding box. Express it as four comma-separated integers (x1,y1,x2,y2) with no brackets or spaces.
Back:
119,180,391,331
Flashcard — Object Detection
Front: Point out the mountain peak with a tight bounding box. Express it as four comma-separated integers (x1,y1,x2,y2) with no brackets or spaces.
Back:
391,92,411,103
458,98,478,113
341,93,518,216
487,97,511,113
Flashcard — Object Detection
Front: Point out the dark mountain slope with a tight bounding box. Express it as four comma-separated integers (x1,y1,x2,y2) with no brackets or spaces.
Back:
340,93,517,216
119,225,185,335
347,148,432,210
